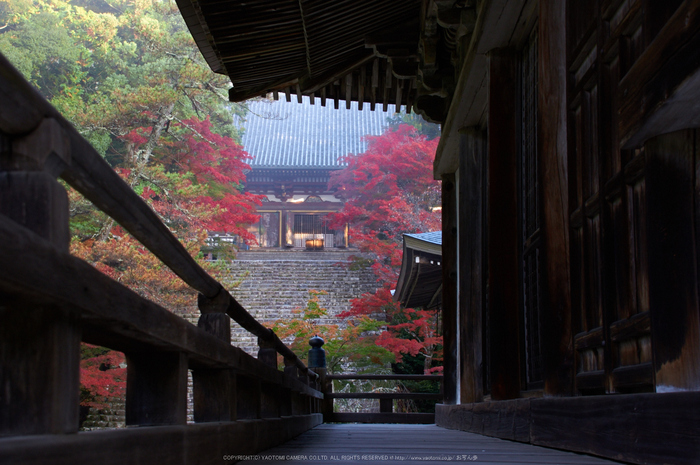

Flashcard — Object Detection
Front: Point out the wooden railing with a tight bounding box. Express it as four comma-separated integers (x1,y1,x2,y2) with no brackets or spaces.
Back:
318,373,443,424
0,54,322,464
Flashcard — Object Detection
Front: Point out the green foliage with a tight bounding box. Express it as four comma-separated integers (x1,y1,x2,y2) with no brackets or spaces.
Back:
386,110,441,140
269,290,394,375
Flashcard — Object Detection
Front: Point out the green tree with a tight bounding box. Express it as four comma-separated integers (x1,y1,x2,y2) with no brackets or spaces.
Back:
0,0,261,409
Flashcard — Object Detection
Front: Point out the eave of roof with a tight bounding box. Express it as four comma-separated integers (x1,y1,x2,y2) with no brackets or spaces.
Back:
176,0,422,112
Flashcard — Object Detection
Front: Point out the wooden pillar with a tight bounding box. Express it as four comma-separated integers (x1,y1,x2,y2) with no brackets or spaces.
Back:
126,351,188,426
441,173,458,404
487,49,521,400
258,338,281,419
193,299,236,422
0,118,81,436
284,357,302,416
257,337,278,368
314,367,332,421
539,0,574,396
458,128,486,403
645,130,700,391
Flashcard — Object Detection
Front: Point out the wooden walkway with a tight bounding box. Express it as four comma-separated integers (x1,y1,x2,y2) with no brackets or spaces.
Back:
234,424,622,464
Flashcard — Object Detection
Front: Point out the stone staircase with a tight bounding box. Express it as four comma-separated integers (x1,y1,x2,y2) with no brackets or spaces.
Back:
221,249,379,355
80,399,126,430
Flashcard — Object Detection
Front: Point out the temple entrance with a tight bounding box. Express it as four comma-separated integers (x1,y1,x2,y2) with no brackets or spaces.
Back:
293,214,335,249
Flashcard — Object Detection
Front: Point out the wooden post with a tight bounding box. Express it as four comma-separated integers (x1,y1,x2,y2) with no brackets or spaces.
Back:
284,357,302,416
315,368,333,422
257,337,278,368
458,128,486,404
539,0,574,396
0,118,81,436
193,296,236,422
125,351,188,426
487,49,521,400
379,399,393,413
441,173,458,404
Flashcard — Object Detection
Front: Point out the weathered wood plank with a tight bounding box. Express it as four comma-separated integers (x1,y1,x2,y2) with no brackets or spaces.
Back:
237,424,619,464
530,392,700,465
436,399,531,443
0,414,323,465
437,393,700,465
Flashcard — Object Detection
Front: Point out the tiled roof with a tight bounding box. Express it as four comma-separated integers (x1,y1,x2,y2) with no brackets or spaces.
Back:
405,231,442,246
241,96,393,168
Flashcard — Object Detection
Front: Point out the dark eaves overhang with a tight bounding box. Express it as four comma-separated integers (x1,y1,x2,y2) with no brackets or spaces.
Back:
176,1,485,124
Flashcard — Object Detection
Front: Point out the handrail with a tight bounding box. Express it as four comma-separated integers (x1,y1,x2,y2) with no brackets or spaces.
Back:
0,54,315,379
317,372,442,424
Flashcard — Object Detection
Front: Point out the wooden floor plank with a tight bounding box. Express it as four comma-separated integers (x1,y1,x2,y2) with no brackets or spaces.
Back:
233,424,623,464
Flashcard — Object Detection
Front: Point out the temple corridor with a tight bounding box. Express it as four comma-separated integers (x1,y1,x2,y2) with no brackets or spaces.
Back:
236,424,622,465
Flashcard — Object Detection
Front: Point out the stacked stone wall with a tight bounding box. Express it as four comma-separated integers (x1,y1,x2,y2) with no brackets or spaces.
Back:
222,250,379,355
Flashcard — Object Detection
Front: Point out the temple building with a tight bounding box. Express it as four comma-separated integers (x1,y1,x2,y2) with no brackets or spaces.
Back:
241,97,391,249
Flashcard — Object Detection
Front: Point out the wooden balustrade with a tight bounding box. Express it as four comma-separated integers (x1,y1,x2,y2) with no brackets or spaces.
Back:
0,53,322,464
320,374,443,424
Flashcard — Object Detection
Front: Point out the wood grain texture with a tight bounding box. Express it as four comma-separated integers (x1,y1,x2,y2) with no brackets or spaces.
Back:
436,399,531,443
437,393,700,465
530,393,700,465
0,414,322,465
458,128,486,404
538,0,574,396
237,423,618,464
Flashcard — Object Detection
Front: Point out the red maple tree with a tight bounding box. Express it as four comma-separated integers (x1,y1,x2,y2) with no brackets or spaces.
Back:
72,116,261,408
328,124,442,374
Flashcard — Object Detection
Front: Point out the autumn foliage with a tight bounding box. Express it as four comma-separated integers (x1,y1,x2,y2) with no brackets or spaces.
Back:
328,124,443,374
1,0,261,409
